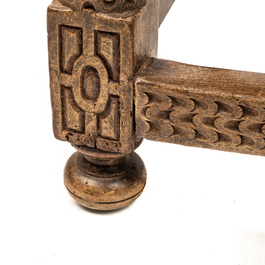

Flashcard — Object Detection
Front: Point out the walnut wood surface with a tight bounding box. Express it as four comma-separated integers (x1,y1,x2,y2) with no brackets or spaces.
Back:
136,58,265,156
48,0,159,154
47,0,265,211
64,150,146,210
47,0,159,210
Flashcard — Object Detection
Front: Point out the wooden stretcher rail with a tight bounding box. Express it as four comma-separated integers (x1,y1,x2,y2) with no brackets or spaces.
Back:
135,57,265,156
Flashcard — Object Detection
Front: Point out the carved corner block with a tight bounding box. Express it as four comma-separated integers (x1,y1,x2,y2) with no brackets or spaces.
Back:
48,0,159,153
47,0,159,210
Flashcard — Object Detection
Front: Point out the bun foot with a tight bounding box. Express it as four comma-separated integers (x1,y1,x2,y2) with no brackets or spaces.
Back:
64,148,146,211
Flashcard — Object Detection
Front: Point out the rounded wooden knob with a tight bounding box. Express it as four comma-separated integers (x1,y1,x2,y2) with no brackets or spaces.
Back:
64,150,146,211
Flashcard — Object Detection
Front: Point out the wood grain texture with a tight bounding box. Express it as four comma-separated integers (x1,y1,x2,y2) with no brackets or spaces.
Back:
47,0,159,210
135,58,265,156
48,0,159,154
48,0,265,211
64,150,146,211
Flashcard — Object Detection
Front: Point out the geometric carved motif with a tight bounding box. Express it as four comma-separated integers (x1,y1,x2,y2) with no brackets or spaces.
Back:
98,96,120,140
136,59,265,156
136,87,265,155
61,86,85,133
95,31,120,83
59,26,83,75
48,3,136,153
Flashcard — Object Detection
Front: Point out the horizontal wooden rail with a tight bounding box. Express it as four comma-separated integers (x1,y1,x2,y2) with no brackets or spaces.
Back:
135,58,265,156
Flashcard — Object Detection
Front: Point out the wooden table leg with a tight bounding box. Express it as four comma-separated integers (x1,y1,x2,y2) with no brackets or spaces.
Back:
47,0,159,211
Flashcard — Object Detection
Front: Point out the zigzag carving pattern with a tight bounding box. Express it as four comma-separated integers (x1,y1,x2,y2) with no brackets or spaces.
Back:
136,88,265,156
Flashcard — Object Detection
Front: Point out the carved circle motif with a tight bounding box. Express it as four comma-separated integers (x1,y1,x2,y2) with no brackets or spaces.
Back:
72,55,109,113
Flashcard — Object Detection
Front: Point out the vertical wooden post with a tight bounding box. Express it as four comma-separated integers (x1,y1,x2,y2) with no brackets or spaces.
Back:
47,0,159,210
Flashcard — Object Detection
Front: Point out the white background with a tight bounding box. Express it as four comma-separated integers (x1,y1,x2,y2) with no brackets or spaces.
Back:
1,0,265,264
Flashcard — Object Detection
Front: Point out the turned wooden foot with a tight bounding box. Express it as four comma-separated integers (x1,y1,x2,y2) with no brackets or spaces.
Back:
64,146,146,211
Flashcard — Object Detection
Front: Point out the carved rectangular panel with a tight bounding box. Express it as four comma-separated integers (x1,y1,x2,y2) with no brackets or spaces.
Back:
136,58,265,156
59,25,83,75
47,3,143,153
98,96,120,140
61,86,85,133
95,31,120,83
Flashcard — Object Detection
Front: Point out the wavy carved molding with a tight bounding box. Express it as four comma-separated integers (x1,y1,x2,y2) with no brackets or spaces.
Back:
136,58,265,156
